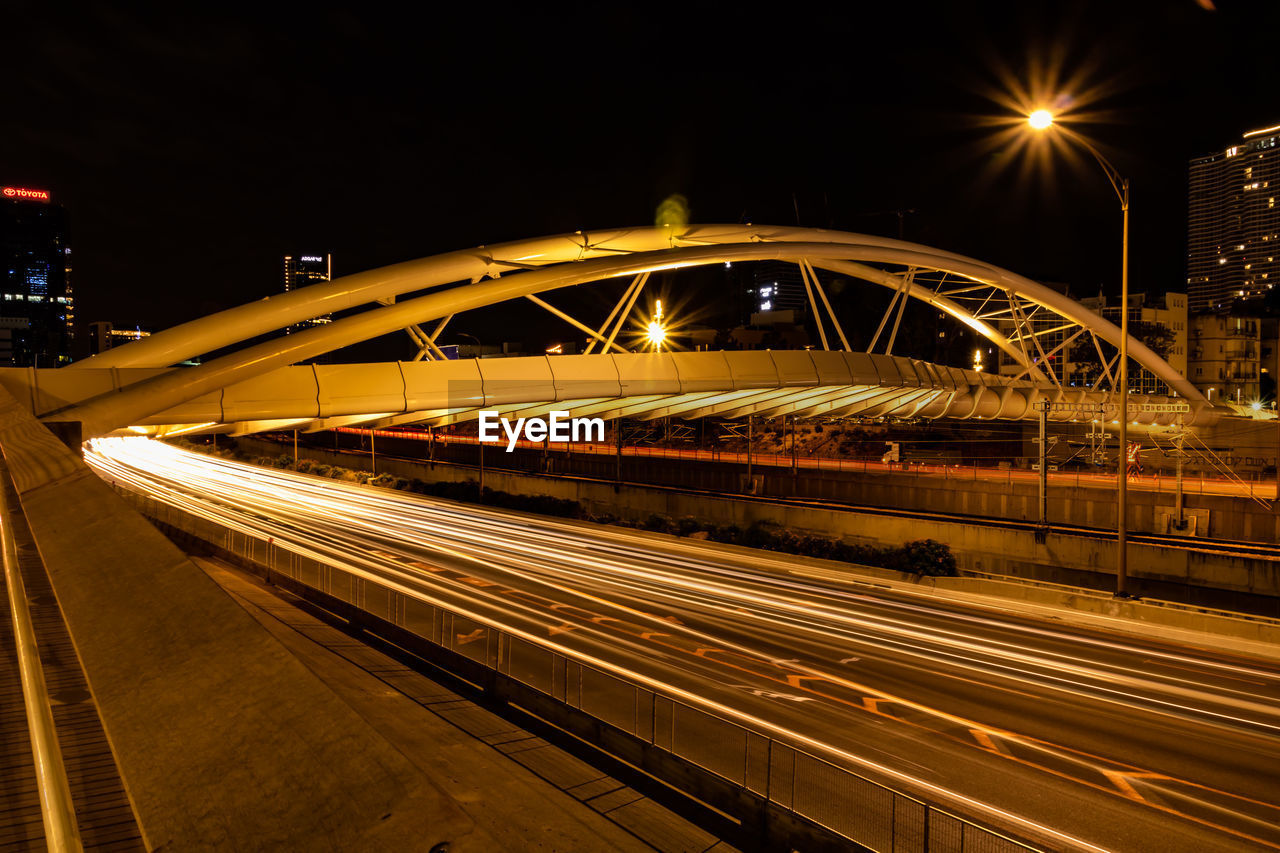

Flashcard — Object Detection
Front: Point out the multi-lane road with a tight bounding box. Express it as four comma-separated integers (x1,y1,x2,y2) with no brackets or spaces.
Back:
87,437,1280,852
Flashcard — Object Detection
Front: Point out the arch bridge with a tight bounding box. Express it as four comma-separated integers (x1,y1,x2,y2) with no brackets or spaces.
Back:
0,225,1215,439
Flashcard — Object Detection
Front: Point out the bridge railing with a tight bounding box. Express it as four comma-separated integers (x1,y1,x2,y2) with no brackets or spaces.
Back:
0,462,83,851
121,486,1042,853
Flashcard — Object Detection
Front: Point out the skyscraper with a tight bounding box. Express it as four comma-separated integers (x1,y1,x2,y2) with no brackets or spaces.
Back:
0,185,74,366
745,260,807,316
1187,123,1280,314
282,253,333,333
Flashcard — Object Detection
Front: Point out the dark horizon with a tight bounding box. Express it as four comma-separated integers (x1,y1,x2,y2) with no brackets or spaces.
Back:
4,1,1280,339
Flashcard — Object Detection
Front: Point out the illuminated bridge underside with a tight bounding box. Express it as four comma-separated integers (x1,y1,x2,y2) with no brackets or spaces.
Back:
18,224,1214,437
3,350,1201,439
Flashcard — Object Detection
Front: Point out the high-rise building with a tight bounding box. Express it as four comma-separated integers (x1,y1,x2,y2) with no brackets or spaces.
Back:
283,253,333,333
1080,291,1188,395
744,260,807,317
1187,123,1280,313
1188,314,1260,404
1,185,75,365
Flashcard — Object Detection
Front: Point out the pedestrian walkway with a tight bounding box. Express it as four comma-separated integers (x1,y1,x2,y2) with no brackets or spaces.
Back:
0,484,143,852
198,556,740,853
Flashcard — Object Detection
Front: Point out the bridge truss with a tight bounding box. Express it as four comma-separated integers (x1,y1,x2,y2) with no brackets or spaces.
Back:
0,225,1213,437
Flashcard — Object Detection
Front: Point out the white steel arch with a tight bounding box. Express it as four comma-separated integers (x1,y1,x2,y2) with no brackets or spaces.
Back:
44,225,1206,437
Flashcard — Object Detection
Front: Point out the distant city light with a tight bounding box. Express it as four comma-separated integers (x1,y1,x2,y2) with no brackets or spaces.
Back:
2,186,51,201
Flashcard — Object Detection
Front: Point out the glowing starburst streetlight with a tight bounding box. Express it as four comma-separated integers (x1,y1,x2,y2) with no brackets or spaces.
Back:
1028,108,1054,130
1022,100,1133,599
646,300,667,351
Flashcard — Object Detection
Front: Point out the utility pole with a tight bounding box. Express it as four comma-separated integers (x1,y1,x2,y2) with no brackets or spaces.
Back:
1035,401,1050,541
615,418,623,489
791,414,799,476
1117,174,1131,598
1173,421,1186,531
369,429,376,476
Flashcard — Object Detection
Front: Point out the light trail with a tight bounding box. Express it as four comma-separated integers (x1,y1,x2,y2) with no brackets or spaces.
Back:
87,437,1280,852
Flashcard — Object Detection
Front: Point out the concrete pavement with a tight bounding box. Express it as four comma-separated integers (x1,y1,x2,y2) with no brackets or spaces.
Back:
197,556,737,853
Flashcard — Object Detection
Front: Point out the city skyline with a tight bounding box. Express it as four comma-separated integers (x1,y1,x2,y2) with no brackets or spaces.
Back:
3,3,1280,340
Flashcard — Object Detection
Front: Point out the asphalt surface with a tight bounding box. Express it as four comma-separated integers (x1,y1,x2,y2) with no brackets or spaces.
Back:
87,437,1280,852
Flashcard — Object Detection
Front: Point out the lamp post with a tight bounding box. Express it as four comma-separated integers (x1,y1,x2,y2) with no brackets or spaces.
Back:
455,332,482,357
1028,109,1132,597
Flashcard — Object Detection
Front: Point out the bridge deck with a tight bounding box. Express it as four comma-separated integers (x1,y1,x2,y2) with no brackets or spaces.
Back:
0,476,143,851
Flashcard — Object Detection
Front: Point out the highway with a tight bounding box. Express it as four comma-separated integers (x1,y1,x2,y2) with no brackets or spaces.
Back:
87,437,1280,852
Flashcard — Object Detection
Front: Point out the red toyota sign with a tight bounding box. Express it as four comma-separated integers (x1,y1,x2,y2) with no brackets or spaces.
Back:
2,186,51,201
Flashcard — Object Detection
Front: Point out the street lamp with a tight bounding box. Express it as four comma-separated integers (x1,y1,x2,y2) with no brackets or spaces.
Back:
646,300,668,351
1027,109,1133,598
454,332,482,358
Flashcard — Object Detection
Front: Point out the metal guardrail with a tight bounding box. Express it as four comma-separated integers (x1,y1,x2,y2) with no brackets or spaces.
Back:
127,488,1041,853
0,464,83,852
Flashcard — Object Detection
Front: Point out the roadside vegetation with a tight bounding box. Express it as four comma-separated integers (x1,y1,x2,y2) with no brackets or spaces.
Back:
172,438,958,578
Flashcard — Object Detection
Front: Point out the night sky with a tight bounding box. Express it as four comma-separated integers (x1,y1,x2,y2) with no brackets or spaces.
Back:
3,1,1278,351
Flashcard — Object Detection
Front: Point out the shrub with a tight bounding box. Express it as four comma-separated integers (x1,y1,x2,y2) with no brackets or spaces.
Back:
889,539,958,577
707,524,742,545
675,516,701,537
643,514,675,535
741,520,783,550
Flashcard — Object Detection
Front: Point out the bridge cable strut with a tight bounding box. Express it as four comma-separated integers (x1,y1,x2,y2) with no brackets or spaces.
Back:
599,271,651,354
524,294,630,354
584,272,648,355
883,268,918,356
801,259,851,351
800,262,830,350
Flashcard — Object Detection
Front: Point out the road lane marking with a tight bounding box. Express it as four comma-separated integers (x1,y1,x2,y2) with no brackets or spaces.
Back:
1143,659,1269,687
